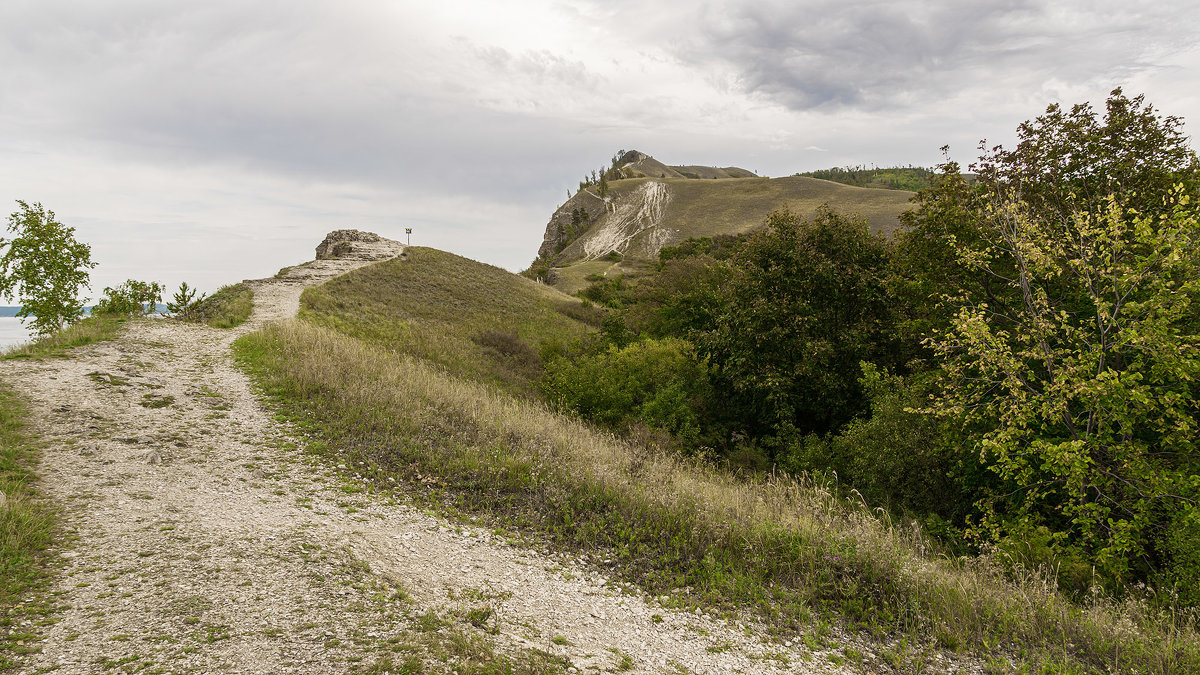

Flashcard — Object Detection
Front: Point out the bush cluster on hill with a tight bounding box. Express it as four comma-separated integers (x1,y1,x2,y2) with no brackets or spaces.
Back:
555,89,1200,604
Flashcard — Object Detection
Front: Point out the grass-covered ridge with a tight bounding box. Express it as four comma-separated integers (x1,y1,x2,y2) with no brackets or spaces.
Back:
795,166,938,192
187,283,253,328
544,175,914,294
300,247,599,393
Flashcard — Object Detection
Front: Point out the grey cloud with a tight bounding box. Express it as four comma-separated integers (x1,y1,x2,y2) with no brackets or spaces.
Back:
468,43,604,90
601,0,1197,112
0,1,609,205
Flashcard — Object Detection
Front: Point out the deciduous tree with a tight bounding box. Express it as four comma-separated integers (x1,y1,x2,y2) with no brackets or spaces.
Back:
0,201,95,336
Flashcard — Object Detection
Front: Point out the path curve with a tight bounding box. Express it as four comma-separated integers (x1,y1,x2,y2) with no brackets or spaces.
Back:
1,253,853,674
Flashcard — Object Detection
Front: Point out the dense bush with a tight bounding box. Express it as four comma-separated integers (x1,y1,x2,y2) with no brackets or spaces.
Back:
542,337,712,443
903,89,1200,597
701,208,904,440
92,279,163,316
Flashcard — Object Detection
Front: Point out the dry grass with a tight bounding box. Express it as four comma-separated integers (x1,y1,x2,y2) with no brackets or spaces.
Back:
547,176,914,293
235,319,1200,674
300,247,594,393
554,176,911,268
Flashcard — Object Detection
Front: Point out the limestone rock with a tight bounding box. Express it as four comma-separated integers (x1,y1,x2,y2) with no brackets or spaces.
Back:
315,230,405,261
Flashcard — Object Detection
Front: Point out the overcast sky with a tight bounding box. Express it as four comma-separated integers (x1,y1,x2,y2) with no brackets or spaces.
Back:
2,0,1198,299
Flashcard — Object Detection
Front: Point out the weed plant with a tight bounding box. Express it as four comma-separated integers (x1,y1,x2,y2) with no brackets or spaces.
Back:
235,320,1200,674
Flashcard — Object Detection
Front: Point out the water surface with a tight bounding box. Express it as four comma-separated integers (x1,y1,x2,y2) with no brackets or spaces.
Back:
0,316,35,352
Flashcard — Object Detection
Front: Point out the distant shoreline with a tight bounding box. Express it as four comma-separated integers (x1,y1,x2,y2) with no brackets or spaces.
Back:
0,305,168,318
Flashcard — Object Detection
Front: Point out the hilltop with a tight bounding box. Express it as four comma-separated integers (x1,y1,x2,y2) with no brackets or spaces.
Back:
531,150,914,293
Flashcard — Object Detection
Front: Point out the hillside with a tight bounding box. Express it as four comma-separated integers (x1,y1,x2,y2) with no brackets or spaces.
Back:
534,152,914,293
5,229,1192,673
300,246,599,393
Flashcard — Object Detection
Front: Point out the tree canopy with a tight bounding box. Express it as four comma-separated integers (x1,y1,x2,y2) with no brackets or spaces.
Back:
0,201,95,336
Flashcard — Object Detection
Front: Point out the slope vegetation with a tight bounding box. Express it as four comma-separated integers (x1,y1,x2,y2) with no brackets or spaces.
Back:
244,246,1200,674
536,161,914,293
300,246,599,393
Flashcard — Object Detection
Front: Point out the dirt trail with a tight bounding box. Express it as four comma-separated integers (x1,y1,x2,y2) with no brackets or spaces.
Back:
1,253,851,674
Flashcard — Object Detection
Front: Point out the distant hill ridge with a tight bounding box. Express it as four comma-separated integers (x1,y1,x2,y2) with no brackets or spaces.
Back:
533,150,915,293
615,150,758,180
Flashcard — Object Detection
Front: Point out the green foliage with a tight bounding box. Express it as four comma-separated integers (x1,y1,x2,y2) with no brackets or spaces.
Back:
927,194,1200,592
781,364,980,529
542,338,711,441
577,275,627,308
656,233,749,265
625,254,730,339
92,279,164,317
973,87,1199,225
796,165,936,191
702,208,902,439
0,201,95,336
166,282,205,320
186,283,253,329
905,89,1200,596
520,255,553,282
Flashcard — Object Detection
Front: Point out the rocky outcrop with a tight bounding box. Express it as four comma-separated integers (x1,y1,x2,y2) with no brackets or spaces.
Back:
315,229,405,261
536,191,609,260
536,151,760,261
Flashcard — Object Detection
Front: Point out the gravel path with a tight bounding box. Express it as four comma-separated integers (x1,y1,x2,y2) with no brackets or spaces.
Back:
1,254,856,674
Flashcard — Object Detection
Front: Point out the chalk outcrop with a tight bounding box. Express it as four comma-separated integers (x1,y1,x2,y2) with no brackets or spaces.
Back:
315,229,405,261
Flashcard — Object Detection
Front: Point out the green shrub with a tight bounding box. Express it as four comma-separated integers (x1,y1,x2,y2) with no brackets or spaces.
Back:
780,364,981,528
92,279,163,316
542,337,711,442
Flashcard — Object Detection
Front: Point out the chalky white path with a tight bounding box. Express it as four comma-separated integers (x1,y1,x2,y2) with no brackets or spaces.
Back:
2,254,847,674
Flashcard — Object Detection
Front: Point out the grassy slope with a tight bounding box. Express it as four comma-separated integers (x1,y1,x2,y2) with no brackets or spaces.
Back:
300,247,599,394
549,176,913,292
188,283,253,329
235,250,1200,674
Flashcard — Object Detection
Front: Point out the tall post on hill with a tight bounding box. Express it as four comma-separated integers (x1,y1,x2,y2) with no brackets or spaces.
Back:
405,228,412,246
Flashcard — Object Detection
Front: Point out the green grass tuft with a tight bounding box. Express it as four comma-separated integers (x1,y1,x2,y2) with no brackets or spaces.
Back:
186,283,253,329
2,315,127,360
0,385,58,668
